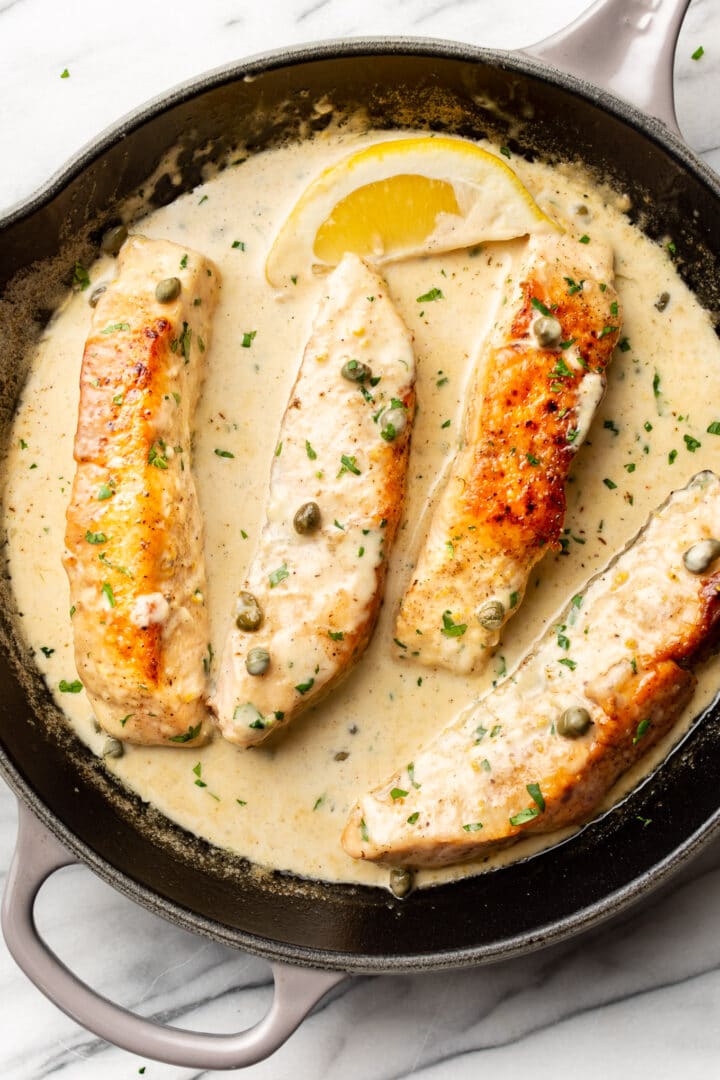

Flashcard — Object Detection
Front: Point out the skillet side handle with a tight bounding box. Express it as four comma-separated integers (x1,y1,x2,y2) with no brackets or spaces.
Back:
1,801,346,1070
522,0,692,138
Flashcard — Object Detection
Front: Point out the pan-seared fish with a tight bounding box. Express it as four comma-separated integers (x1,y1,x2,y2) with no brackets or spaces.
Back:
63,236,220,747
395,233,621,674
344,472,720,868
210,254,416,746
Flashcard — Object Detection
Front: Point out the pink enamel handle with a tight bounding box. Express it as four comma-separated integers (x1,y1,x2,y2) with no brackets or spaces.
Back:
1,802,345,1070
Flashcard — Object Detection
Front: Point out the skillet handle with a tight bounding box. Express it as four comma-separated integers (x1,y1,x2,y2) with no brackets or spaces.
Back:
1,801,346,1070
523,0,692,137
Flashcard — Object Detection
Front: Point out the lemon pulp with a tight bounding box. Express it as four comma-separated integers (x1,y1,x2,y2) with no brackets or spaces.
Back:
314,174,460,263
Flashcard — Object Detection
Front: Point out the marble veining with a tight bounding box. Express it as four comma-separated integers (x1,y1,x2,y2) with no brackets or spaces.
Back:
1,0,720,1077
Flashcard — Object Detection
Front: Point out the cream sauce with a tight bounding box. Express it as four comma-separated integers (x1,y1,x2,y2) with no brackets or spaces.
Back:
4,128,720,889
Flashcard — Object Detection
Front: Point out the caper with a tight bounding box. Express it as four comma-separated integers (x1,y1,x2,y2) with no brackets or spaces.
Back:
389,867,414,899
655,291,671,313
380,407,407,442
557,706,593,739
477,599,505,630
533,315,562,348
683,538,720,574
101,224,128,256
235,591,263,631
246,647,270,676
294,501,321,534
341,359,372,383
155,277,182,303
102,737,124,759
88,284,107,308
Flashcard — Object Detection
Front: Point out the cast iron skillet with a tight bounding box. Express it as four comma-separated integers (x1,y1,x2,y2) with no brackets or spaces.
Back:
2,0,720,1068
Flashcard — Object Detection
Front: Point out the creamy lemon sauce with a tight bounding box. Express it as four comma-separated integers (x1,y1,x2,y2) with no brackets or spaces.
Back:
4,128,720,889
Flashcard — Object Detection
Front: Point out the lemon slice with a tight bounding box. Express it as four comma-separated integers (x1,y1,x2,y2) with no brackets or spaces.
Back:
266,135,558,285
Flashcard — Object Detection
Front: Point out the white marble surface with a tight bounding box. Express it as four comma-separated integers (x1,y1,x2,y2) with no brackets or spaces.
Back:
1,0,720,1076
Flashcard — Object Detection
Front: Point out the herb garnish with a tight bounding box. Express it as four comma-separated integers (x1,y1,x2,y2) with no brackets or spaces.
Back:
59,679,82,693
441,610,467,637
73,263,90,291
462,822,484,832
269,564,289,587
416,287,444,303
527,782,545,811
101,322,130,335
531,297,551,316
684,434,701,453
338,454,361,477
391,787,409,800
101,582,116,608
85,531,107,544
169,722,202,743
633,718,650,745
509,807,539,826
214,448,235,458
295,677,315,695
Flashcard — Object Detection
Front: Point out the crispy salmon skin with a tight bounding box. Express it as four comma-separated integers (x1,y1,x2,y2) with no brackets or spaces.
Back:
63,236,220,746
395,233,621,673
344,472,720,868
210,254,416,746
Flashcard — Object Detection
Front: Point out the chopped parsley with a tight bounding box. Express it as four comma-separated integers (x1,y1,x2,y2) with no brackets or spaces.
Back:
441,419,451,429
604,419,620,435
684,434,702,453
500,146,511,158
462,822,484,832
579,234,590,244
526,782,545,811
633,718,651,745
624,462,636,473
338,454,361,477
84,531,107,544
390,787,409,800
295,677,315,695
407,812,420,825
475,725,488,743
441,610,467,638
40,646,55,658
214,448,235,458
169,722,202,743
692,45,705,60
603,478,617,489
407,762,421,789
416,287,444,303
241,331,257,348
564,276,584,295
526,452,540,466
328,630,344,641
510,591,519,609
60,68,70,78
269,564,289,587
360,818,369,842
59,679,82,693
305,440,317,460
669,449,678,464
618,337,631,352
101,582,116,608
707,421,720,436
509,807,539,826
101,322,130,335
558,657,577,671
72,263,90,291
231,240,246,250
148,441,169,469
598,325,617,339
530,297,551,316
180,254,188,269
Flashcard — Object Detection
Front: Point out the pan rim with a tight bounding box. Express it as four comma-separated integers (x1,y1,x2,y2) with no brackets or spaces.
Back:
2,34,720,974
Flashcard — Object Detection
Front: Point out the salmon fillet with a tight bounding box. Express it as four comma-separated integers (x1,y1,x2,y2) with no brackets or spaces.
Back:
344,472,720,868
395,233,621,674
63,236,220,746
210,254,416,746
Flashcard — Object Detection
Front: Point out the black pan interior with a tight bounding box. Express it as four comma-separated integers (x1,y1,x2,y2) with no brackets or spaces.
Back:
1,41,720,973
